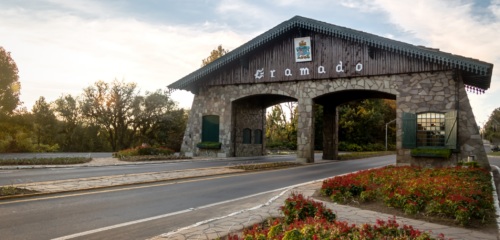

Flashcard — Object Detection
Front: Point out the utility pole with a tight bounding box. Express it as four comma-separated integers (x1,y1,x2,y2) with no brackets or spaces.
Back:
386,119,396,151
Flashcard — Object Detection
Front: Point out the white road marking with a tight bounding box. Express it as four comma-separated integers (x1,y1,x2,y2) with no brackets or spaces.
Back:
51,163,393,240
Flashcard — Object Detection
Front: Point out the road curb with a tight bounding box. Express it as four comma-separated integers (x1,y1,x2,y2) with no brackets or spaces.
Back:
0,162,331,202
0,154,293,170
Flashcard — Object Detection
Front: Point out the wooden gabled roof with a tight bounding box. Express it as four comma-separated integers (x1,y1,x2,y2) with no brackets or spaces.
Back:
168,16,493,91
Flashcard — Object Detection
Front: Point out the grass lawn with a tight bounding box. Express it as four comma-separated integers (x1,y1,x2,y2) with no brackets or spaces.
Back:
0,157,91,165
338,151,395,158
487,152,500,156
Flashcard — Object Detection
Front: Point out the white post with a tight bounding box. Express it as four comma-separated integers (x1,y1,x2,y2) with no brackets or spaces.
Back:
385,119,396,151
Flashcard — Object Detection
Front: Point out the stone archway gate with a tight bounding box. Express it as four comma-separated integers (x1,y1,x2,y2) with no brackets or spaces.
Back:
168,16,494,170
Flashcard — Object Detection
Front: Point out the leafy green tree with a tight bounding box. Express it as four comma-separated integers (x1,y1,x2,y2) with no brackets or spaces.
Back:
338,99,395,145
314,104,324,150
201,45,230,67
81,79,141,151
32,96,58,148
54,94,81,150
0,47,21,115
485,108,500,144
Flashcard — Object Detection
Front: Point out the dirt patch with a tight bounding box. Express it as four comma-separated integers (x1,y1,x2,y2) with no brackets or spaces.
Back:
0,186,37,196
311,189,498,236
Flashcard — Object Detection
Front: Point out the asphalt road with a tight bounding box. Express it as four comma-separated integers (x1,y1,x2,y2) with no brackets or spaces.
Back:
0,154,314,186
0,155,395,240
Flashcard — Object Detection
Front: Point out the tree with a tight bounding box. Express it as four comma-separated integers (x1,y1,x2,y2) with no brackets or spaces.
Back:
0,47,21,115
485,108,500,144
81,79,141,151
201,45,230,67
337,99,395,145
54,94,81,150
32,96,57,148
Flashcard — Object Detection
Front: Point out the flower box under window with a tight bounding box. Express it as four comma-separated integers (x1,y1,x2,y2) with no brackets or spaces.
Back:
196,142,221,149
410,148,452,158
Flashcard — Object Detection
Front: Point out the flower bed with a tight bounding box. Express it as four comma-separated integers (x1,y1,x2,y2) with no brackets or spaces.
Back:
320,166,494,226
0,157,91,165
224,194,446,240
112,145,174,158
118,155,192,162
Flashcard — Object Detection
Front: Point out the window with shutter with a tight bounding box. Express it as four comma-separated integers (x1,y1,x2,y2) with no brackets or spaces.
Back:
202,115,220,142
243,128,251,144
402,112,416,149
254,129,262,144
416,112,445,147
444,111,458,149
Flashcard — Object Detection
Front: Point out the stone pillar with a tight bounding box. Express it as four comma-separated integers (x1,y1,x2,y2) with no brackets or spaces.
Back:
322,105,338,160
297,98,315,163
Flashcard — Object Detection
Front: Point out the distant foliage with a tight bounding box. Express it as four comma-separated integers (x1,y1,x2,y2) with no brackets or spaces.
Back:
266,99,396,151
0,46,21,115
201,45,230,67
0,78,189,153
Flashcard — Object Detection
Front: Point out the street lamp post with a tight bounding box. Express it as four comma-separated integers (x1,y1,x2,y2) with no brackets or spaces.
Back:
386,119,396,151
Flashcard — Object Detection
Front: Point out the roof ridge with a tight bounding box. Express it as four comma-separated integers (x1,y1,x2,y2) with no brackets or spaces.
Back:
168,16,493,90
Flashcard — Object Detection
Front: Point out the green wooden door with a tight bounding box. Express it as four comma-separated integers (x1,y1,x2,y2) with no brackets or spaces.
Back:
445,110,457,149
202,115,220,142
402,112,416,149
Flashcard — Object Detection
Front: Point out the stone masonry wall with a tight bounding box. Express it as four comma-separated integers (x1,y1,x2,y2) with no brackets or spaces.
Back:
395,71,489,170
180,70,489,168
233,99,265,157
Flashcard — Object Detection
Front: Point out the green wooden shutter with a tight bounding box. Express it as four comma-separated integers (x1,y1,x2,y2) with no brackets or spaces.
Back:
402,112,416,149
254,129,262,144
243,128,251,144
202,115,220,142
445,111,457,149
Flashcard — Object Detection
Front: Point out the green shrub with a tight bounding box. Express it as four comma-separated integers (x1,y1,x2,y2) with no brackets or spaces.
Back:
112,146,174,158
347,143,363,152
338,141,348,151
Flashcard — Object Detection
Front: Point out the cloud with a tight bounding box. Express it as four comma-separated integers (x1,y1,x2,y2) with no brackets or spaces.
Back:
339,0,500,123
0,4,247,110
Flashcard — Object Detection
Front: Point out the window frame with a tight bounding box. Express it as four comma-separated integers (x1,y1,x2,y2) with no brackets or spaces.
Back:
416,111,446,149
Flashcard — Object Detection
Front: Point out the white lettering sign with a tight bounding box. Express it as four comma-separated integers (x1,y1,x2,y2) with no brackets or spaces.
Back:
318,66,326,74
270,70,276,78
285,69,292,76
336,61,344,73
356,63,363,72
300,68,309,75
254,68,264,79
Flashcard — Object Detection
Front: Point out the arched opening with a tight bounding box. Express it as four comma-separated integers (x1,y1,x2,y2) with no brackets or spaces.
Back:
314,90,397,160
231,94,297,157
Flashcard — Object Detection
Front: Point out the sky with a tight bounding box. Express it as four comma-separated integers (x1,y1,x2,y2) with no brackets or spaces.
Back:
1,0,499,124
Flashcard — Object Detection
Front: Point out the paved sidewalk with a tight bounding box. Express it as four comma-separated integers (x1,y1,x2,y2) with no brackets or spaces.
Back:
150,182,496,240
4,166,245,195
